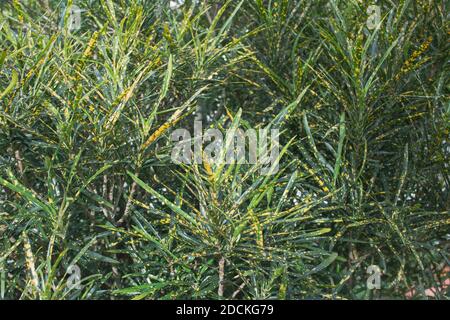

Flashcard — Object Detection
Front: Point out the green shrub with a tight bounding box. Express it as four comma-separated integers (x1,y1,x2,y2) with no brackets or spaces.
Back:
0,0,448,300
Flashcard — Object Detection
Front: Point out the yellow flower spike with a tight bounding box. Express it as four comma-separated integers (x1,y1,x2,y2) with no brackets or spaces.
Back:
396,36,433,81
202,153,214,178
82,31,100,61
225,107,234,122
248,209,264,250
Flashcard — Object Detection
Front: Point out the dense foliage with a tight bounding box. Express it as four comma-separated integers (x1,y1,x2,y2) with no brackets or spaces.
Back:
0,0,448,300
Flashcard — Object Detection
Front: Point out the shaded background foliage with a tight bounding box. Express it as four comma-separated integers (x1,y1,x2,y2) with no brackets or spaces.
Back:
0,0,448,299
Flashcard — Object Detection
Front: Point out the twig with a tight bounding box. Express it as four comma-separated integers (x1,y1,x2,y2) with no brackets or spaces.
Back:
218,256,225,298
232,282,245,299
117,179,138,226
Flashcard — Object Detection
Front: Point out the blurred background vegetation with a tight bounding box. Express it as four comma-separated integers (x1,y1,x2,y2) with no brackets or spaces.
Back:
0,0,448,299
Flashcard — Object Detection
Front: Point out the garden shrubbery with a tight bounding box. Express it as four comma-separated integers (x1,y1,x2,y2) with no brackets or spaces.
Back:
0,0,448,299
